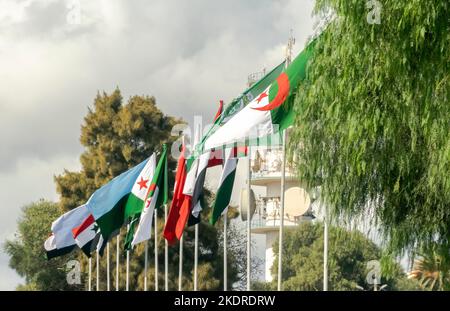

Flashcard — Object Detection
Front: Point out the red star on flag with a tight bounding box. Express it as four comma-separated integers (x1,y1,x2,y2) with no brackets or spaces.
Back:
256,91,268,104
137,177,149,190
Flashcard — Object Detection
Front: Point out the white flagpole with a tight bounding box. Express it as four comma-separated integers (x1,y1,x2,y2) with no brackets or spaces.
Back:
277,129,287,291
96,249,100,291
194,223,199,291
223,208,228,291
144,241,148,291
154,209,159,291
164,204,169,291
277,30,295,292
116,234,119,291
247,145,252,291
106,242,110,291
178,234,183,291
126,224,130,291
323,206,329,291
88,257,92,291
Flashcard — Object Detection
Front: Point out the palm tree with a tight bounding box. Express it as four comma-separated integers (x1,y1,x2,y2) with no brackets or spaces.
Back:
408,244,450,291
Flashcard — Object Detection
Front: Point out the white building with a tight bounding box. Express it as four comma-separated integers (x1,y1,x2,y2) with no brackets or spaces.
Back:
242,147,315,282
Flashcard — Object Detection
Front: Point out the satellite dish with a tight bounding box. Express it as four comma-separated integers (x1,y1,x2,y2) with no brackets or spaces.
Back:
284,187,311,218
239,188,256,221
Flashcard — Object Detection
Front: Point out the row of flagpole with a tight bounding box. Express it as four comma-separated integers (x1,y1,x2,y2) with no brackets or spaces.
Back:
85,31,330,293
85,135,329,293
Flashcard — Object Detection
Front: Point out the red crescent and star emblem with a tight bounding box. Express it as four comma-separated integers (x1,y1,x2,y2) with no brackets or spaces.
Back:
251,72,290,111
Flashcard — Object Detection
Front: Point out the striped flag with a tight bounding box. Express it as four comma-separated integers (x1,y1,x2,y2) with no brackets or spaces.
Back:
44,204,89,259
131,144,168,247
210,146,247,225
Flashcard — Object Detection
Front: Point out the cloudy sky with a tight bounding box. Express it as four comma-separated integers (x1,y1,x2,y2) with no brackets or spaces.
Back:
0,0,317,290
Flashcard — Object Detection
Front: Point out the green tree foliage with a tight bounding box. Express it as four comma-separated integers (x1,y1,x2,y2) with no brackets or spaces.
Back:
4,200,82,290
260,222,418,291
289,0,450,259
55,88,179,211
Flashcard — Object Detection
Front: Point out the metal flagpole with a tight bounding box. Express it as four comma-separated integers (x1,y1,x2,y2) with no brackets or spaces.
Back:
126,224,130,291
106,242,110,291
144,241,148,291
96,249,100,291
164,204,169,291
154,209,159,291
116,234,119,291
194,223,199,291
223,208,228,291
277,29,295,292
178,234,183,291
277,129,287,291
88,257,92,291
323,206,329,291
247,145,252,291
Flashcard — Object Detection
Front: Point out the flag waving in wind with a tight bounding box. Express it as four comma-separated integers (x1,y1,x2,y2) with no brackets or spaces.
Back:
210,146,247,225
123,153,156,250
203,40,315,150
131,144,168,247
163,142,187,245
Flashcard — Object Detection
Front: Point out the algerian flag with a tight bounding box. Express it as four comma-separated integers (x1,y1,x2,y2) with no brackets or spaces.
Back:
86,158,149,239
210,146,247,225
203,40,315,150
123,153,156,250
44,204,89,259
131,145,168,247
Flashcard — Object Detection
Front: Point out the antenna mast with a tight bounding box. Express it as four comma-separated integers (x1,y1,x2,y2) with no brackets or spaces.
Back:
285,29,295,67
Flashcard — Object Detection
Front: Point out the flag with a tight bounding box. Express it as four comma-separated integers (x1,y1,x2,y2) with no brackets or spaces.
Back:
44,204,89,259
163,142,187,245
131,144,168,247
123,153,157,250
210,146,247,225
71,214,106,257
213,100,224,122
183,100,228,227
187,151,213,226
197,62,286,153
44,234,75,260
72,214,97,257
203,41,315,150
85,158,149,239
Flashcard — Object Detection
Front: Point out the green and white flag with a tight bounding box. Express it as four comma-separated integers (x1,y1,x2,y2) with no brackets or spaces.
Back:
203,41,315,150
210,146,247,225
123,153,156,250
131,145,168,247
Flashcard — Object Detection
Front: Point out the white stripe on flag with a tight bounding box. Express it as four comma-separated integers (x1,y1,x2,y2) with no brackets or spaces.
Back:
131,187,160,246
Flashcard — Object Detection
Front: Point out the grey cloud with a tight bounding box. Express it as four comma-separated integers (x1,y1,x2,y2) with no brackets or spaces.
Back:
0,0,315,289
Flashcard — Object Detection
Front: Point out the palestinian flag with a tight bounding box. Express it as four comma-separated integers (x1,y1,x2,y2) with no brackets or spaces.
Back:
203,40,315,150
131,144,168,247
210,146,247,225
86,158,150,239
123,153,156,250
44,204,90,260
